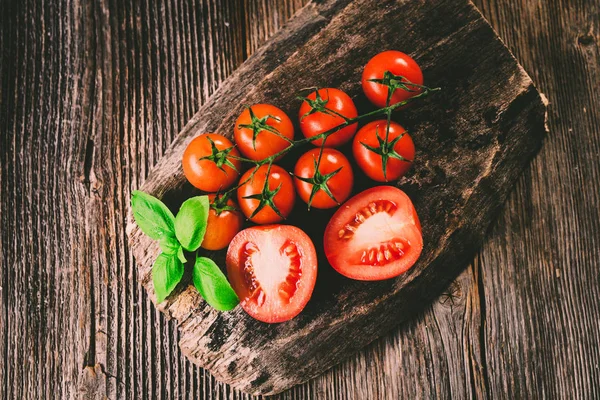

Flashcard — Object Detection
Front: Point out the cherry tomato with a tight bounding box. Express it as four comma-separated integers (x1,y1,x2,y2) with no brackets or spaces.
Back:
324,186,423,281
352,120,415,182
226,225,317,323
182,133,242,192
201,194,244,251
234,104,295,161
362,51,424,108
237,164,296,224
293,148,353,209
298,88,358,147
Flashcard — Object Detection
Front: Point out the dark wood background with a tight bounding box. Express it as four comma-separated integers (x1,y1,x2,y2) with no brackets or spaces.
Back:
1,0,598,398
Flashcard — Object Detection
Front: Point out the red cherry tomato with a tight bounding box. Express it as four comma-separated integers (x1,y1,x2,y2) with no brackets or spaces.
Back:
352,120,415,182
201,194,244,251
324,186,423,281
293,148,354,209
226,225,318,323
234,104,295,161
237,164,296,224
182,133,242,192
298,88,358,147
362,51,424,108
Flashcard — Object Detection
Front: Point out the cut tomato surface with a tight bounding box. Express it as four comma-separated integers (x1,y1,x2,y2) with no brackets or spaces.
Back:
226,225,317,323
324,186,423,281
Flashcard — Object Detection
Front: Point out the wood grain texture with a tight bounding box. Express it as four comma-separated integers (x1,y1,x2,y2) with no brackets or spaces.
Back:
1,0,599,399
471,0,600,397
126,0,547,394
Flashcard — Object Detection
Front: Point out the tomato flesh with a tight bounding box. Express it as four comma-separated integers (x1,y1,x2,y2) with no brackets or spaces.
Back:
226,225,317,323
324,186,422,281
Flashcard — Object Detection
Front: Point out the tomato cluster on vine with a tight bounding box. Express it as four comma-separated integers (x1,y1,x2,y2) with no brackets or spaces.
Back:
183,51,429,246
178,51,437,322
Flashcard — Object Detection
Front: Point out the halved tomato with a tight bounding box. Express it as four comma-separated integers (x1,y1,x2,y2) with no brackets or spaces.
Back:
226,225,318,323
323,186,422,281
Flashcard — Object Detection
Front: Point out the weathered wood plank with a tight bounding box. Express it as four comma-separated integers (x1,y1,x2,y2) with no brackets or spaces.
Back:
81,1,250,399
127,0,547,394
471,0,600,397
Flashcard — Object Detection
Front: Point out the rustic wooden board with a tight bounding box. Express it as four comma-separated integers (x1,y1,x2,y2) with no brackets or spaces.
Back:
125,0,547,394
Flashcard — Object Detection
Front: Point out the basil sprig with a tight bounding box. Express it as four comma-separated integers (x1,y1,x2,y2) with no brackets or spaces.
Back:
193,257,239,311
131,190,239,310
175,196,210,251
152,253,184,303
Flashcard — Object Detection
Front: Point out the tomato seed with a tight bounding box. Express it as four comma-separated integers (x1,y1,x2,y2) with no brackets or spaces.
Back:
276,241,303,302
242,242,265,304
357,238,410,266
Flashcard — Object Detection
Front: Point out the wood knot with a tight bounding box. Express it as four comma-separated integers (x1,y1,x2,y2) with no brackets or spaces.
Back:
578,33,595,46
439,281,463,308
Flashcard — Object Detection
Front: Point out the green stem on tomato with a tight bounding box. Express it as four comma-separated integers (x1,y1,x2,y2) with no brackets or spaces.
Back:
219,83,440,200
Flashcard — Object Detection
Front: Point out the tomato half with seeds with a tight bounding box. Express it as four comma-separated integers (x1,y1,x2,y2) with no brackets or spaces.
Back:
234,104,295,161
226,225,318,323
237,164,296,224
293,148,354,209
182,133,242,192
298,88,358,147
324,186,423,281
362,50,424,108
352,120,415,182
201,194,244,251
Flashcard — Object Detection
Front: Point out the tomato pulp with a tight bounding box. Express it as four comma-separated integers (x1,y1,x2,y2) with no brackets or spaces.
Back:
226,225,318,323
324,186,423,281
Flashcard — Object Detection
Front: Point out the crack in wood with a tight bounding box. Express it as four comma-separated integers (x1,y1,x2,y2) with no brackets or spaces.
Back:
474,259,491,399
82,139,95,193
81,0,99,376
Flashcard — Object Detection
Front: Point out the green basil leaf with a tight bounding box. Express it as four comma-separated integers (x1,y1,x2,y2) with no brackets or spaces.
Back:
159,235,180,255
153,253,184,303
193,256,239,311
131,190,176,241
177,246,187,264
174,196,210,251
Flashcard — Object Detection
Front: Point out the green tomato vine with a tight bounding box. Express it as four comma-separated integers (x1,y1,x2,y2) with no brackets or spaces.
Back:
211,77,440,214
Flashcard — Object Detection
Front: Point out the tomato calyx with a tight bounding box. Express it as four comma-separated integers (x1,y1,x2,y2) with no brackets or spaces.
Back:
295,150,344,210
297,88,350,122
210,192,238,215
359,125,412,181
197,135,239,173
242,164,286,220
236,105,293,151
368,70,428,105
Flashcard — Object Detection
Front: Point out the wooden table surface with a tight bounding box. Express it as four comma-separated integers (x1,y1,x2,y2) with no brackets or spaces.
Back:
1,0,598,398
